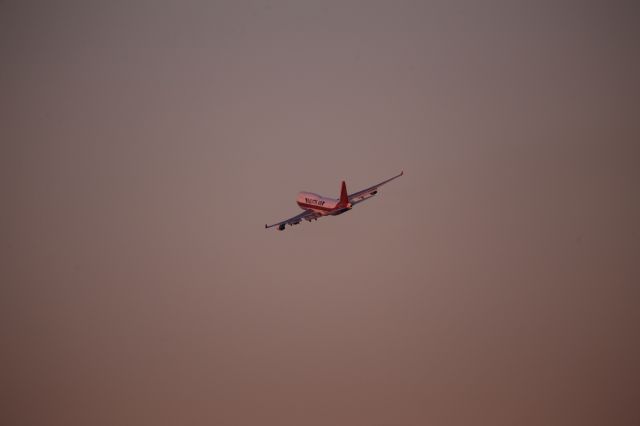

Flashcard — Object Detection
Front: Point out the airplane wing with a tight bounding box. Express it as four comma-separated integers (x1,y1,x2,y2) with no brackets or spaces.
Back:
348,171,404,205
265,209,320,230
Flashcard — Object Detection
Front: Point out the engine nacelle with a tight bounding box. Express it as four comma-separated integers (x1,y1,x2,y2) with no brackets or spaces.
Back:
278,224,286,231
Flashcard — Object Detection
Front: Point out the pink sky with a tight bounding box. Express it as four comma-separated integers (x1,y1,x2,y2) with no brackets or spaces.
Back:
2,1,639,425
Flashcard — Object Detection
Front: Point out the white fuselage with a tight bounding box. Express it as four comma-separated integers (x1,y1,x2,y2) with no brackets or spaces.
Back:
296,192,340,214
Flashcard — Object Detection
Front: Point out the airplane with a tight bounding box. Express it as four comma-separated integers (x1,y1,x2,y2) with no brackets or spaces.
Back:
265,171,404,231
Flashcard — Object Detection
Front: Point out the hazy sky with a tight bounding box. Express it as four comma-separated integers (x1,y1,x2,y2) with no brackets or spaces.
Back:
2,1,639,425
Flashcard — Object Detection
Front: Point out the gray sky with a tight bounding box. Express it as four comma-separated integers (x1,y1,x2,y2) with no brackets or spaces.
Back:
2,1,640,425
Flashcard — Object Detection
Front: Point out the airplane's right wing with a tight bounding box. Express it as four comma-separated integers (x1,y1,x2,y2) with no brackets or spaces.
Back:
265,209,320,231
348,171,404,205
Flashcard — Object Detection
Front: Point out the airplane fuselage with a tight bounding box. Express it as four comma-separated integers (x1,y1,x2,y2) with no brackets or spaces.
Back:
296,192,351,215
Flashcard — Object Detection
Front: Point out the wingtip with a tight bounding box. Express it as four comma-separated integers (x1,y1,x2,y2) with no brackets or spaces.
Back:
401,170,404,176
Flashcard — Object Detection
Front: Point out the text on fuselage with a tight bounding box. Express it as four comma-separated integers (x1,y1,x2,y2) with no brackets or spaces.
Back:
305,198,325,206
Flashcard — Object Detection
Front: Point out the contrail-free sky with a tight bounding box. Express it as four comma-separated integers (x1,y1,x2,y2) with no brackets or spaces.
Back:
3,1,639,425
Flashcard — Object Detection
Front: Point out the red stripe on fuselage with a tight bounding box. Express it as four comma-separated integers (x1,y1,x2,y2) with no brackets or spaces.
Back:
297,201,337,212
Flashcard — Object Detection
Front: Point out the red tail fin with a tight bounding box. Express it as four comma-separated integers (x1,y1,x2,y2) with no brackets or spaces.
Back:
339,180,348,207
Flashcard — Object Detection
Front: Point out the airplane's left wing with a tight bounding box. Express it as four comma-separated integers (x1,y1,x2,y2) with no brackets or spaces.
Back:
265,209,319,231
